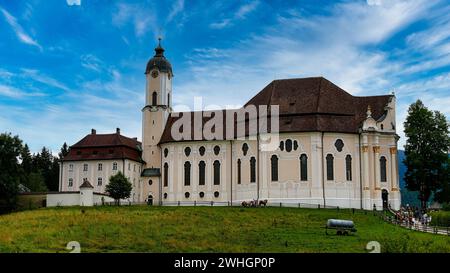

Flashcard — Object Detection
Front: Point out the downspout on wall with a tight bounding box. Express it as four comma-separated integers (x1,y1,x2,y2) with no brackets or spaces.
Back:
230,140,233,205
359,132,363,209
321,132,326,207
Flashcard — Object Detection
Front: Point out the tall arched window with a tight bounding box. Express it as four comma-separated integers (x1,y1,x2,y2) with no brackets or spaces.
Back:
167,93,170,107
163,162,168,187
199,161,206,186
250,157,256,183
152,91,157,106
184,161,191,186
380,156,387,182
271,155,278,181
300,154,308,181
237,159,242,184
345,155,352,181
213,160,220,185
326,154,334,180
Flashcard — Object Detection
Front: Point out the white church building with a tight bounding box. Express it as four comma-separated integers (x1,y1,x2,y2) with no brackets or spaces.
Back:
55,40,401,210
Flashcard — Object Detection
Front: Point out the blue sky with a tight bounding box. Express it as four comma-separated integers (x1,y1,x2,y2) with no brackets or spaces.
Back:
0,0,449,154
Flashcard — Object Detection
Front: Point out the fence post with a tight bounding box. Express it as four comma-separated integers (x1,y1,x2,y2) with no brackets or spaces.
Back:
337,206,339,212
298,203,300,208
318,204,320,209
211,201,214,206
194,200,196,207
177,201,180,206
279,202,282,208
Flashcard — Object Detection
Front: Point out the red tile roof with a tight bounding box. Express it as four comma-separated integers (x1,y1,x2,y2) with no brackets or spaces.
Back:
159,77,393,144
63,132,143,162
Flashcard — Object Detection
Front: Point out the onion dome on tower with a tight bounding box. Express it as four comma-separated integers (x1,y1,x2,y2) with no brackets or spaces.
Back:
145,38,173,75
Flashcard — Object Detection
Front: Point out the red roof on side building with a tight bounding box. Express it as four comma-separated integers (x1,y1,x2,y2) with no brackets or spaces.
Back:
63,131,143,163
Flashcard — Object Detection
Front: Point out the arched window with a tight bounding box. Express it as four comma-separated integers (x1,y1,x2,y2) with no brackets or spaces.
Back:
271,155,278,181
380,156,387,182
152,91,157,106
184,161,191,186
250,157,256,183
163,162,168,187
279,141,284,151
164,148,168,158
346,155,352,181
300,154,308,181
68,178,73,187
213,160,220,185
237,159,242,184
326,154,334,180
285,139,292,152
199,161,206,186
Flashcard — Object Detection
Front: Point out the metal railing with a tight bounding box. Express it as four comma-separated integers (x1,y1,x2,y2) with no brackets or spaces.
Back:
378,212,450,236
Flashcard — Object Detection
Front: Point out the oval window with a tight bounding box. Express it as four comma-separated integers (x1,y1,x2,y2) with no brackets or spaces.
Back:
335,139,344,152
279,141,284,151
148,180,153,186
184,147,191,156
293,140,298,151
185,192,190,198
199,192,205,198
164,148,169,158
199,146,205,156
286,139,292,152
163,193,168,199
242,143,249,156
214,191,220,198
214,145,220,155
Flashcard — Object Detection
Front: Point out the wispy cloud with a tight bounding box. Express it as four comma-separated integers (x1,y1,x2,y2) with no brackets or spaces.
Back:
0,7,42,50
167,0,184,23
0,84,46,99
112,3,157,37
209,1,260,29
20,69,70,92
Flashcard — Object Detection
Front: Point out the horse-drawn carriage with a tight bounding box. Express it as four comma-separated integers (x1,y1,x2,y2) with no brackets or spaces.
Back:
325,219,357,235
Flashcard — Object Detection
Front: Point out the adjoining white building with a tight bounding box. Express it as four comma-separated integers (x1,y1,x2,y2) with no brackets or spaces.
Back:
58,40,400,210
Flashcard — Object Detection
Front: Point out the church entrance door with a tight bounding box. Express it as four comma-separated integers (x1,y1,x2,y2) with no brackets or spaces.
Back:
381,189,389,210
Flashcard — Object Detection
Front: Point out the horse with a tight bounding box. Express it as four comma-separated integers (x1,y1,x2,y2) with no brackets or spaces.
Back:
241,201,249,207
259,199,268,207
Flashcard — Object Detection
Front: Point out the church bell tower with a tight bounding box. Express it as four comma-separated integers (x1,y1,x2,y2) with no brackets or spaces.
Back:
141,38,173,204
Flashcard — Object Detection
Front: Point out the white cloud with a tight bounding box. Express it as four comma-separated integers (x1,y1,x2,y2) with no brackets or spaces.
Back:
0,84,46,99
167,0,184,23
112,3,157,37
66,0,81,6
20,69,70,92
0,7,42,50
209,1,260,29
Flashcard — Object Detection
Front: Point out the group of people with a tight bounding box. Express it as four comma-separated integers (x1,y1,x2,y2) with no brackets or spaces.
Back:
394,205,432,226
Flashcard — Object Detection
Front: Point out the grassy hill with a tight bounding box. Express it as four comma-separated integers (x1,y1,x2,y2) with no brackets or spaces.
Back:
0,206,449,253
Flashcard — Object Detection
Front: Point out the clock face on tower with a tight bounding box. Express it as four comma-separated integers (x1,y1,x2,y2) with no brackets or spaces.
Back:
151,70,159,78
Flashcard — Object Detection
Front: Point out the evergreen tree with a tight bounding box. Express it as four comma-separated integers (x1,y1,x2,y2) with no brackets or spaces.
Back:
403,100,450,209
59,142,69,159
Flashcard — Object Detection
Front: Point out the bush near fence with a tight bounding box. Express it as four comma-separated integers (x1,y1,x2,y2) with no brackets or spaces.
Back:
430,211,450,227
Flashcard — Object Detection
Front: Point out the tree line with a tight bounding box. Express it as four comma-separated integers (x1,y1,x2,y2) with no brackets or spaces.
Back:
0,133,68,211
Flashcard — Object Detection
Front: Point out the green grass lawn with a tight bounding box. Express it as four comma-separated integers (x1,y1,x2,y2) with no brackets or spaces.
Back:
0,206,449,253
